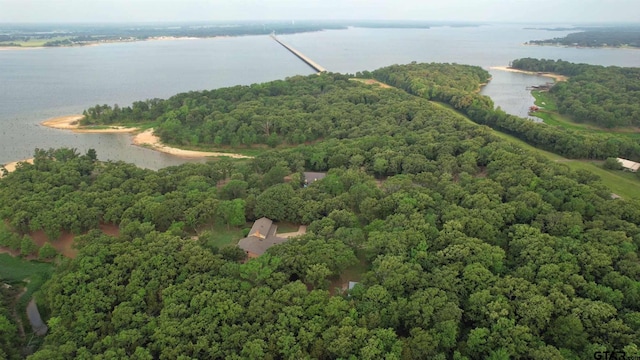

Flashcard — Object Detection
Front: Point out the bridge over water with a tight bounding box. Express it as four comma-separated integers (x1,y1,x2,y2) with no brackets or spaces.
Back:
270,34,326,73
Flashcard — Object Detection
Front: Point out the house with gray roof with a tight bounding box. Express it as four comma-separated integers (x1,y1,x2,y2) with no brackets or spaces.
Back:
303,172,326,186
238,217,287,258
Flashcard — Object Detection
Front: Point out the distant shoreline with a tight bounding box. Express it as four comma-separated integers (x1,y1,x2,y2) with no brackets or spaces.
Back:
489,66,568,82
523,42,640,51
0,35,228,51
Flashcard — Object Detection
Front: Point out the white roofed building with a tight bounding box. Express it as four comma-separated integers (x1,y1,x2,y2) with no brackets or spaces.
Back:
616,158,640,172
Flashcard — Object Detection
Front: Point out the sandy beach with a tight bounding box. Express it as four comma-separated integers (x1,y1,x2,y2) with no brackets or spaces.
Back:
42,115,252,159
489,66,568,82
132,129,252,159
41,115,137,133
1,158,34,178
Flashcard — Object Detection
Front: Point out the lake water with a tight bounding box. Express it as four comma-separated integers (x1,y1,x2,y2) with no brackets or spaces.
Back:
1,24,639,168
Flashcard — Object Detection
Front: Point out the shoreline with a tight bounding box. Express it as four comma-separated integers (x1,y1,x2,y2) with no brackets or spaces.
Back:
489,66,568,82
42,115,252,159
1,158,34,178
523,43,640,51
41,115,138,133
132,129,252,159
0,35,236,51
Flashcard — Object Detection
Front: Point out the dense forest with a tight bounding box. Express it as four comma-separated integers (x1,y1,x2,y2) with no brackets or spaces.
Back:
510,58,640,128
2,67,640,358
365,63,640,160
0,285,21,359
82,65,640,161
527,27,640,48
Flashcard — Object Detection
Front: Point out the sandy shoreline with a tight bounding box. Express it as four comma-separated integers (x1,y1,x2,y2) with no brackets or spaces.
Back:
489,66,568,82
1,158,34,178
41,115,138,133
132,129,252,159
42,115,253,159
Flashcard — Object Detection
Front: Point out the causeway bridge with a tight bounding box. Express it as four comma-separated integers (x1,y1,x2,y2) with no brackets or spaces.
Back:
270,34,326,73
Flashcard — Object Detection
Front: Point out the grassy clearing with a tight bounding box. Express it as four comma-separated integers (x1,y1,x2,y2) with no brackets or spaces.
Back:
0,254,53,307
559,161,640,200
490,131,566,161
492,131,640,200
199,222,249,249
532,91,640,140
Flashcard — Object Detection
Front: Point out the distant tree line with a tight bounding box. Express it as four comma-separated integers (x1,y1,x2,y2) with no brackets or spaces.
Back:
527,28,640,48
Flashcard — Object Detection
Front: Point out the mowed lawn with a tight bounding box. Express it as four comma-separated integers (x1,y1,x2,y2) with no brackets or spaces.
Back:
561,161,640,200
199,223,249,249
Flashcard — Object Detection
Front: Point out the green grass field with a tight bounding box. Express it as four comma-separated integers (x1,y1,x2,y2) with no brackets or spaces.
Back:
0,254,53,307
531,91,640,140
559,161,640,200
199,223,249,249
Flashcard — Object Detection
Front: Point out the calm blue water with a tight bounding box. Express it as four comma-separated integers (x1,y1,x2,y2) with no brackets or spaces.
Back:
1,24,638,167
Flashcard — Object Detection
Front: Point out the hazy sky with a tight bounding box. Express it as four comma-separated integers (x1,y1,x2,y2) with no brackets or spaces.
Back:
1,0,638,23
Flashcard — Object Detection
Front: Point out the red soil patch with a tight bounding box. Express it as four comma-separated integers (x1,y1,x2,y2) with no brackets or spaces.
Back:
30,230,78,259
99,223,120,237
30,223,121,259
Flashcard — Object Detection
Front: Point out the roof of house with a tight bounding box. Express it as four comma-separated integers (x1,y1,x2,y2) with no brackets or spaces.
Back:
238,234,287,257
617,158,640,171
303,172,327,183
248,217,275,239
238,217,286,257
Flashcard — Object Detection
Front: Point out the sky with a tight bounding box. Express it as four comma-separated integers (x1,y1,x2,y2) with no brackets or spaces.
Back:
0,0,638,24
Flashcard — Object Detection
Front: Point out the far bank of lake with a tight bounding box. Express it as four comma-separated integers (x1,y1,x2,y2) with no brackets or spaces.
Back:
2,25,639,168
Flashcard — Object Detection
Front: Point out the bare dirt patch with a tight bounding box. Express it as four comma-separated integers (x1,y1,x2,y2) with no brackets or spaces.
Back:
1,224,120,260
277,225,307,238
29,223,120,259
30,230,78,259
350,78,393,88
